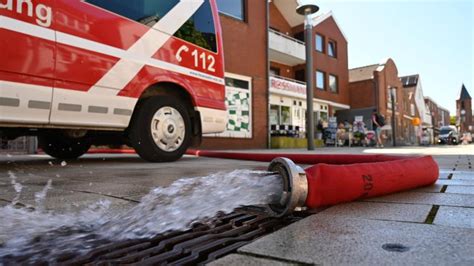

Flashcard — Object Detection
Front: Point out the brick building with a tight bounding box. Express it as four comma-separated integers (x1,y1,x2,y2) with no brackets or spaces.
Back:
456,84,473,133
204,0,351,149
202,0,269,149
268,1,350,142
347,58,407,145
425,96,450,136
400,74,428,144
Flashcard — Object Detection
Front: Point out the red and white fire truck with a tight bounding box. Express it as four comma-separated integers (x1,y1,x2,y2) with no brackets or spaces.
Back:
0,0,226,162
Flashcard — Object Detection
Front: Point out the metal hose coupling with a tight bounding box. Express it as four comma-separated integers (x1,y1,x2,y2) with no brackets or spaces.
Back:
267,157,308,217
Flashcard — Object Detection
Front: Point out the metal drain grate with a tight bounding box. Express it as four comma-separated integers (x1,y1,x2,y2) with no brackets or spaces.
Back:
3,210,307,265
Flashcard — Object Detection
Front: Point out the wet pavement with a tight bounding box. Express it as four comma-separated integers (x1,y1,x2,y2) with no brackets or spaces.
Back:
1,144,474,264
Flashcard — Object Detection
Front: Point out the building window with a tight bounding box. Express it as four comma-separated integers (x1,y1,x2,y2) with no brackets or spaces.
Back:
387,88,397,109
270,105,291,125
316,71,325,90
328,40,337,58
281,106,291,124
86,0,217,52
216,0,245,21
315,34,324,52
270,105,280,125
329,74,338,93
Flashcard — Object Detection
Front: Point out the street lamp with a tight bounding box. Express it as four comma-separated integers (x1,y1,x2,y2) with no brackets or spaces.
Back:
390,87,397,146
296,0,319,150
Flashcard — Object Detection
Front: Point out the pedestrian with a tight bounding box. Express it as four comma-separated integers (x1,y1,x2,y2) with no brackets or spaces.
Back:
371,109,384,147
316,120,323,140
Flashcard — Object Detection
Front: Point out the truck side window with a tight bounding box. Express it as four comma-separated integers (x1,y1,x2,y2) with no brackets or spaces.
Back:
86,0,217,52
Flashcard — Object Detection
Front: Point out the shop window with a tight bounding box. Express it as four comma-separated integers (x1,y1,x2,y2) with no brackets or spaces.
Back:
216,0,245,21
212,74,252,138
316,34,324,53
329,74,338,93
270,105,280,125
225,77,249,90
86,0,217,52
328,40,337,58
316,71,325,90
270,105,292,125
281,106,291,125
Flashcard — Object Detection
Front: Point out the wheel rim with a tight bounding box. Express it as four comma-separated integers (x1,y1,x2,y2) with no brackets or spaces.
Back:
150,106,186,152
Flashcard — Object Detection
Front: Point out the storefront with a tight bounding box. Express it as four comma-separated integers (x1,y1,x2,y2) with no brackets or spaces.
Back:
269,76,331,136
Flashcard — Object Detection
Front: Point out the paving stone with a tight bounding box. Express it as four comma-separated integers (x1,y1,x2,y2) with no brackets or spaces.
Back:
414,184,443,193
209,254,296,266
452,172,474,180
446,186,474,195
439,168,455,173
437,172,451,179
434,206,474,229
19,189,137,213
363,191,474,208
239,214,474,265
436,179,474,186
321,202,431,223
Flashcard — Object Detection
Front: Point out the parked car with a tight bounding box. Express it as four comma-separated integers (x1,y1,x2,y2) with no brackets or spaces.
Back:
438,126,459,145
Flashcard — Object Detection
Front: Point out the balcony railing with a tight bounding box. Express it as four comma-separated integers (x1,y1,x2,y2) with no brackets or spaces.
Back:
269,29,305,66
269,29,305,45
270,74,306,85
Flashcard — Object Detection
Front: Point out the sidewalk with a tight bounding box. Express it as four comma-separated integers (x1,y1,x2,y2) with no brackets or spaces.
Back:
211,151,474,265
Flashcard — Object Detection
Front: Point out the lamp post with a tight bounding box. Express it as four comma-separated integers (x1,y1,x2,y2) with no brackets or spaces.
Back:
390,87,397,147
296,0,319,150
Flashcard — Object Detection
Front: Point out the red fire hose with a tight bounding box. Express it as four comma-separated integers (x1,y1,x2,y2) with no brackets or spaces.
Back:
186,149,438,215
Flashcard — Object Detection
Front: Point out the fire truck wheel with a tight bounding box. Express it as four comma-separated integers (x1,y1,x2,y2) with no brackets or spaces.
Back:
130,96,192,162
38,135,91,160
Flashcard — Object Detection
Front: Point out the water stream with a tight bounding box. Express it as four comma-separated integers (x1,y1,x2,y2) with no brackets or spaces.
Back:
0,170,282,263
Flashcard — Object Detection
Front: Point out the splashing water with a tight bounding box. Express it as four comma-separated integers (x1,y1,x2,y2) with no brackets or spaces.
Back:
8,171,22,206
34,179,52,212
101,169,282,239
0,170,282,262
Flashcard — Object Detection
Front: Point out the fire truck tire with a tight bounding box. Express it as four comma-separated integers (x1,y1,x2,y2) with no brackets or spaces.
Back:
38,135,91,160
130,96,192,162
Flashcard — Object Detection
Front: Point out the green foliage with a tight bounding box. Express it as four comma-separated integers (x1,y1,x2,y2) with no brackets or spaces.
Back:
450,116,457,125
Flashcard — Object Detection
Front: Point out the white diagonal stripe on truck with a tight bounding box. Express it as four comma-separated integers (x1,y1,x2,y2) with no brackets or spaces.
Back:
1,9,224,89
88,0,205,96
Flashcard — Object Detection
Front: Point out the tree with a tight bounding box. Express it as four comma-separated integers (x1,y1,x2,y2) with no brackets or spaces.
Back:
450,116,457,125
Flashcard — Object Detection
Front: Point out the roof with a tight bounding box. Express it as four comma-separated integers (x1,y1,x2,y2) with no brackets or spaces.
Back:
459,84,471,100
400,74,419,88
349,64,379,82
311,11,348,41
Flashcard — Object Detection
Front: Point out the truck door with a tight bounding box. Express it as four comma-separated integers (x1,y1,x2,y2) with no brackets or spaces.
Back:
0,0,55,124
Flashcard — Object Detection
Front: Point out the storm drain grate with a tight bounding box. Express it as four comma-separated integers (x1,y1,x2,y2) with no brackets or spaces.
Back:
4,210,307,265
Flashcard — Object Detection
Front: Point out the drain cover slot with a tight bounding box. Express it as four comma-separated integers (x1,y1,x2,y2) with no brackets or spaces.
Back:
2,209,307,265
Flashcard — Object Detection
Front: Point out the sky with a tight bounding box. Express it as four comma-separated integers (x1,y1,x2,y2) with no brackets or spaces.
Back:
313,0,473,114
